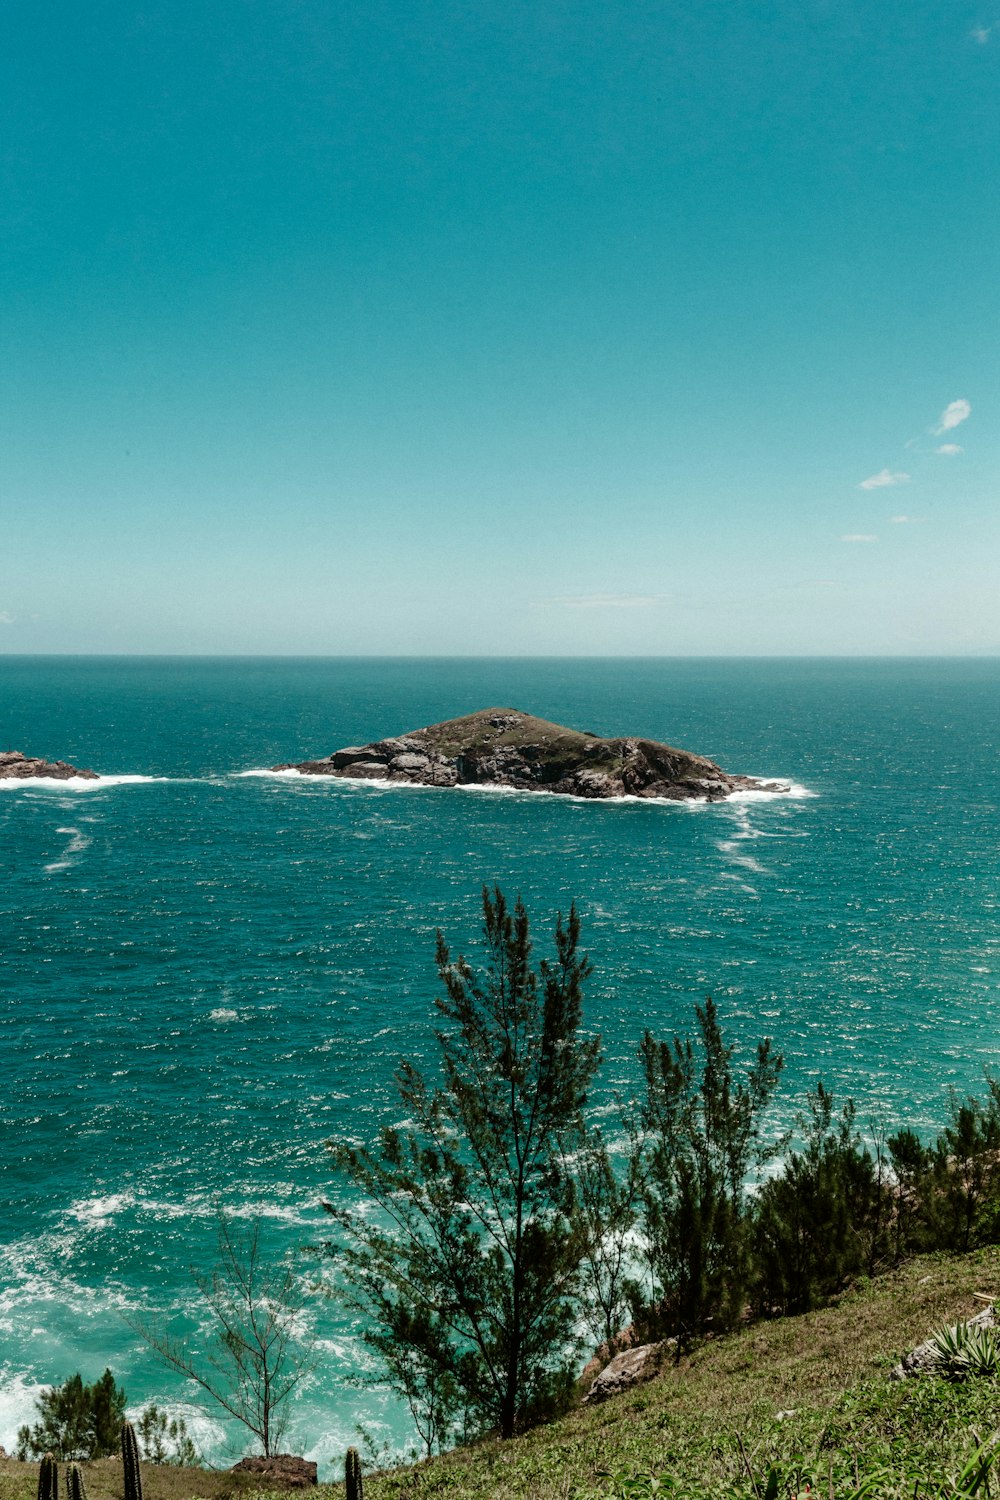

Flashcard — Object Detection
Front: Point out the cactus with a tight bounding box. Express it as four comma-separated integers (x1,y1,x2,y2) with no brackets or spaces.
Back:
121,1421,143,1500
37,1453,58,1500
344,1446,363,1500
65,1464,87,1500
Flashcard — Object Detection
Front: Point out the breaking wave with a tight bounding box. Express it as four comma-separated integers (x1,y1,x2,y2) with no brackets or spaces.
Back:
0,774,165,791
233,769,813,805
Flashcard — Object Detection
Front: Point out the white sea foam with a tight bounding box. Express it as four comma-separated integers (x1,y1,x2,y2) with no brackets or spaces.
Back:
0,1370,48,1449
236,767,311,779
0,773,164,792
44,825,92,872
208,1007,240,1022
66,1192,135,1227
717,840,768,875
458,779,814,808
0,1236,135,1327
723,780,816,803
114,1189,318,1228
222,1199,315,1225
236,767,442,790
238,768,813,806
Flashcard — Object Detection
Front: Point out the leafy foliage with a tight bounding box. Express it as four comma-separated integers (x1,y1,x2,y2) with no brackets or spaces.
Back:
925,1320,1000,1381
324,886,602,1442
919,1085,1000,1253
16,1370,126,1460
636,997,783,1343
753,1086,891,1315
135,1405,200,1465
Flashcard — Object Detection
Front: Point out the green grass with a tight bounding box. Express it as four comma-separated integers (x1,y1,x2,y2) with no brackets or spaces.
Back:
5,1251,1000,1500
366,1248,1000,1498
0,1459,260,1500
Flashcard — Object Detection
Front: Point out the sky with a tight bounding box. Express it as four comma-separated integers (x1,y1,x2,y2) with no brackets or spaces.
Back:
0,0,997,655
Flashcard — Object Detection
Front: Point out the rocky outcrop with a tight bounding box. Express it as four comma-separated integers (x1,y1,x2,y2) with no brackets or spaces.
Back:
0,750,98,781
583,1341,666,1404
230,1456,318,1487
275,708,787,803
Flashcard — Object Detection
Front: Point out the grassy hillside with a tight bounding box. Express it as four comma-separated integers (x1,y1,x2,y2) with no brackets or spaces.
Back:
4,1250,1000,1500
365,1247,1000,1498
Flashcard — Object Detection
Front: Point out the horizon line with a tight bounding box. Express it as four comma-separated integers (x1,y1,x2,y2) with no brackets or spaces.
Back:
2,651,999,663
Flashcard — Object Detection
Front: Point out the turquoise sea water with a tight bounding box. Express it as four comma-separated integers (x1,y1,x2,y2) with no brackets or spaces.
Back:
3,656,1000,1468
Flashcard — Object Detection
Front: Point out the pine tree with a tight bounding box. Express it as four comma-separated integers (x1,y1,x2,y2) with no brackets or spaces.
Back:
16,1370,126,1460
753,1084,889,1315
324,887,601,1441
637,998,783,1344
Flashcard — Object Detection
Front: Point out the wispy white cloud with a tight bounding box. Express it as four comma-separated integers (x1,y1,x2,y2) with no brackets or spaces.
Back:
541,592,671,609
936,443,963,456
0,611,13,624
889,515,913,524
860,468,911,490
935,398,971,434
841,534,878,543
971,25,992,43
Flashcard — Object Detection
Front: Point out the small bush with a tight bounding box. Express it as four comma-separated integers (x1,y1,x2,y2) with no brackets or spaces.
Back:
925,1320,1000,1380
752,1086,890,1316
136,1404,201,1465
16,1370,127,1460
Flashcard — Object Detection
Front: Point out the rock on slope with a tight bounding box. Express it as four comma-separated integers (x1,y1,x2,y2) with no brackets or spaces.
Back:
274,707,786,802
0,750,98,781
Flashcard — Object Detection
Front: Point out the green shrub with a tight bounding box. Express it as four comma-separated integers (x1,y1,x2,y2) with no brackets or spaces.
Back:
135,1404,200,1465
16,1370,127,1460
752,1085,890,1316
923,1087,1000,1253
636,998,783,1345
925,1320,1000,1380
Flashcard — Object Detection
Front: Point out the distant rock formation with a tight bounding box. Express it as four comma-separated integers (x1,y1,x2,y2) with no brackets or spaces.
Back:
274,707,787,802
0,750,98,781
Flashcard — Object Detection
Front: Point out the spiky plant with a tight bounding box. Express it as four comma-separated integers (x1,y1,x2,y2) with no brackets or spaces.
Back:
344,1446,364,1500
121,1421,144,1500
65,1464,87,1500
926,1320,1000,1380
37,1453,58,1500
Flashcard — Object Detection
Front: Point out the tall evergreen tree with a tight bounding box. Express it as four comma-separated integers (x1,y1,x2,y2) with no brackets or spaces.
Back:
637,998,783,1345
16,1370,126,1460
896,1080,1000,1254
753,1084,889,1315
324,887,601,1441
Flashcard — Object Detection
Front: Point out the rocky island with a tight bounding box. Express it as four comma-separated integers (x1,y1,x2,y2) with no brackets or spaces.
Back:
0,750,98,781
274,708,787,802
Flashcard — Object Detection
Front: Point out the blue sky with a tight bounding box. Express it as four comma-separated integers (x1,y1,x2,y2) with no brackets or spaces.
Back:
1,0,996,654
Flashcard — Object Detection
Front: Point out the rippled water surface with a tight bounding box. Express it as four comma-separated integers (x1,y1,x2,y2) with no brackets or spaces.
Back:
3,656,1000,1465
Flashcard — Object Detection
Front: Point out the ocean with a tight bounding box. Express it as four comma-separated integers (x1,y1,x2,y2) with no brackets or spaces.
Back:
3,656,1000,1470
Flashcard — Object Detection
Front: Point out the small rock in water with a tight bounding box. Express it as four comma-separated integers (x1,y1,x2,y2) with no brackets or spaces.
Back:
0,750,98,780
